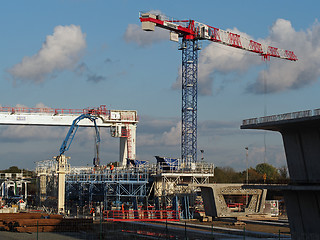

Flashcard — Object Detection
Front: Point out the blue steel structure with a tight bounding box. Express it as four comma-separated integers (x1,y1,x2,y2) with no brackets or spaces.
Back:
180,39,200,166
59,113,101,166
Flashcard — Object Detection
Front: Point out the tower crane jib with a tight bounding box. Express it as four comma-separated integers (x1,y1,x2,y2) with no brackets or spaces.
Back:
140,12,297,61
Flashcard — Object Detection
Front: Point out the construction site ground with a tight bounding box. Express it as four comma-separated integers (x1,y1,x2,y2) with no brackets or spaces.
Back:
0,213,291,239
128,218,291,239
188,218,290,236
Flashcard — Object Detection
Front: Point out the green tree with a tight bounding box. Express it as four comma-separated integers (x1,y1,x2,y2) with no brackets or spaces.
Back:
1,166,20,173
255,163,280,181
248,167,264,183
213,167,242,183
278,165,288,179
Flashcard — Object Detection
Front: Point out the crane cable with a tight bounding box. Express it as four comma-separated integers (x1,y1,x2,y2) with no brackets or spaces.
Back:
263,60,269,164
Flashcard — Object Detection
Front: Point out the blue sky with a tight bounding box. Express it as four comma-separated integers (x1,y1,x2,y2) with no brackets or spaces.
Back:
1,0,320,171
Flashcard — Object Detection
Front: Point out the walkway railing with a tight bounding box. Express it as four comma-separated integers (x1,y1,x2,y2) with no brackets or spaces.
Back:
242,108,320,126
104,210,180,222
0,105,109,116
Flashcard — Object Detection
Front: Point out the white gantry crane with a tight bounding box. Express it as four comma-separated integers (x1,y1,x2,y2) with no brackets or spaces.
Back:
0,105,138,214
0,105,138,167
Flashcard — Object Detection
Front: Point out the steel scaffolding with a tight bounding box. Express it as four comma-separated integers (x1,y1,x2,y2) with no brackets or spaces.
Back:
180,39,200,167
65,167,149,209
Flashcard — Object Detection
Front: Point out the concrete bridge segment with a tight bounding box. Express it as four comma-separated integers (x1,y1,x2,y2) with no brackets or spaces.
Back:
241,110,320,239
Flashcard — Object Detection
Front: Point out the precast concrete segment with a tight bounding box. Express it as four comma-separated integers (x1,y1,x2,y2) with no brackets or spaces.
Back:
241,112,320,239
200,184,267,218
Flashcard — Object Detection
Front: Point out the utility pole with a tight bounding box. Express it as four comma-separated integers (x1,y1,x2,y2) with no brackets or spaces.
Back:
200,149,204,162
245,147,249,206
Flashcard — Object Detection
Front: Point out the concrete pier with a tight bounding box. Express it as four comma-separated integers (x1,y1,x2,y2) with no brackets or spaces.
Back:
242,109,320,239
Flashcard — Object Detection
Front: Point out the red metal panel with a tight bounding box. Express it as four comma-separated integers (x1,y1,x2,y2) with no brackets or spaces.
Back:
249,40,263,54
285,50,298,61
229,33,242,48
268,46,280,58
104,210,180,222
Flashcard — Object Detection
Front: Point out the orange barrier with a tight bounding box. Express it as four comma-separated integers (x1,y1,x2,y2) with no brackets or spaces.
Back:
104,210,180,222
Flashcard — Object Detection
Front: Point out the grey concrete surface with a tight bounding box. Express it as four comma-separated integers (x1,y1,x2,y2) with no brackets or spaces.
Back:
241,113,320,239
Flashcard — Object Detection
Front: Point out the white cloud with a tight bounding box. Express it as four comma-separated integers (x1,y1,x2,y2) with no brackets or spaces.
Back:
8,25,86,83
124,24,168,47
130,15,320,95
245,145,286,168
248,19,320,93
138,133,158,146
124,9,169,47
0,125,64,142
198,19,320,95
161,121,181,146
137,116,181,147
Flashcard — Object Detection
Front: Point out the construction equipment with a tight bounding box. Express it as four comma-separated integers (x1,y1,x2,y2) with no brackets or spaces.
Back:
0,105,138,167
139,12,297,167
59,113,101,167
56,111,102,214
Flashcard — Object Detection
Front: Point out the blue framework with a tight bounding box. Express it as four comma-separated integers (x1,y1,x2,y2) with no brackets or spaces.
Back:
181,38,199,166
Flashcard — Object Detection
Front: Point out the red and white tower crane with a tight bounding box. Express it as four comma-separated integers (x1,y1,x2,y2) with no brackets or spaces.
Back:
139,12,297,167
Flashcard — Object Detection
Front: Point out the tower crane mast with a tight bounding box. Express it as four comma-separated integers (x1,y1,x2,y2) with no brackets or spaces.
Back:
139,12,297,167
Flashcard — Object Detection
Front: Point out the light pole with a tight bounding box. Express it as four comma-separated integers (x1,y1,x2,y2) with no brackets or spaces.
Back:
200,150,204,162
245,147,249,206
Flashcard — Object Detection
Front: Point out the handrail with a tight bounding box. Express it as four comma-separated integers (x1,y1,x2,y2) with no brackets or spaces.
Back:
242,109,320,126
0,105,109,116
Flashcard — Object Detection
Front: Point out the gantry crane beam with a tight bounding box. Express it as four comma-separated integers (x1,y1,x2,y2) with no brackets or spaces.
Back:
140,12,297,167
0,105,138,167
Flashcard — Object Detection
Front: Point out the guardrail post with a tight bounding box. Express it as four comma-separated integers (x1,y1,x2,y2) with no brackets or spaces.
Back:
243,226,246,240
211,223,214,239
185,222,187,239
166,220,168,238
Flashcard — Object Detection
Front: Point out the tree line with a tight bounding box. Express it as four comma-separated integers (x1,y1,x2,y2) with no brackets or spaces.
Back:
213,163,289,184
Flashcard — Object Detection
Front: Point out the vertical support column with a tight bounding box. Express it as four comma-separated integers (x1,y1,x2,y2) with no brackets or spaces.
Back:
24,182,27,201
119,124,136,167
120,137,128,167
1,183,4,198
241,117,320,238
129,124,136,160
57,154,68,214
181,38,199,167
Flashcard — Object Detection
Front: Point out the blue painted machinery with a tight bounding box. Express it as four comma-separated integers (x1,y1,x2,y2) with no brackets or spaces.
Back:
59,113,101,166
